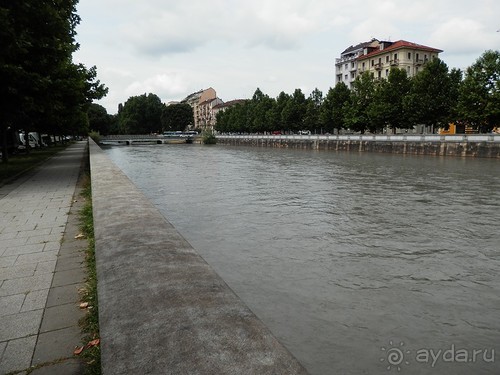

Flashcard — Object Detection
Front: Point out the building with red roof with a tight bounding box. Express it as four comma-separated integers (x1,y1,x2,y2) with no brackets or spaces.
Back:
336,39,443,86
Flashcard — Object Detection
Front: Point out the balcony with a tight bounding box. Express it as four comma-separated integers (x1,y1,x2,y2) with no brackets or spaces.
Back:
390,59,399,66
374,62,383,71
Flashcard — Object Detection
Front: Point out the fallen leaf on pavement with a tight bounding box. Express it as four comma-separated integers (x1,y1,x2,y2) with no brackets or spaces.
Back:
74,233,85,239
74,346,84,355
79,302,89,309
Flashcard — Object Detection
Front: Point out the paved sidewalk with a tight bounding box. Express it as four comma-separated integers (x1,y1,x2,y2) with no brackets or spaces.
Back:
0,142,88,374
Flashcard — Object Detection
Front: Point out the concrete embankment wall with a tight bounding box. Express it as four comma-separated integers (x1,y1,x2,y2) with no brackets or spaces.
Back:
217,135,500,158
88,139,308,374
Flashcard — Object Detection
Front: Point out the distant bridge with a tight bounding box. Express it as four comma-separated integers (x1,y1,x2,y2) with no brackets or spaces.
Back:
100,134,198,145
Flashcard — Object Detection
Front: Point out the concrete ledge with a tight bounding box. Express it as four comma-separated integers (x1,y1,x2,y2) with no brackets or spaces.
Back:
88,139,308,374
217,135,500,158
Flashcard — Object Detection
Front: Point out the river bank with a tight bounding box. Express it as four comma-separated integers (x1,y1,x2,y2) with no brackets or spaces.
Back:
216,134,500,158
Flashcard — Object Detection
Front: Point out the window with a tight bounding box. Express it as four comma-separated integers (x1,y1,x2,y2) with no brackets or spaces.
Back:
386,56,390,63
394,53,398,60
345,74,348,81
407,66,411,75
385,69,389,77
351,62,355,69
371,59,374,66
351,72,356,79
345,64,348,70
416,53,420,61
362,62,365,70
408,52,411,59
378,71,382,78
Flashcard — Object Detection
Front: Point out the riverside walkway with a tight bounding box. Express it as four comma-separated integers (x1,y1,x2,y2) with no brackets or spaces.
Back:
0,141,88,374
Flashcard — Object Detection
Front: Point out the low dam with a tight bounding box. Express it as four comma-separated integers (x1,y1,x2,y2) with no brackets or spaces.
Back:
88,139,308,374
216,134,500,158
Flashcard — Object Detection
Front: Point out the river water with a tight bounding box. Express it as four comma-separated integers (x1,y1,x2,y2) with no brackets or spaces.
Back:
104,144,500,374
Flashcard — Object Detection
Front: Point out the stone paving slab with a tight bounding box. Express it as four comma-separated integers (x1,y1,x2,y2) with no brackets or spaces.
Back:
0,142,88,374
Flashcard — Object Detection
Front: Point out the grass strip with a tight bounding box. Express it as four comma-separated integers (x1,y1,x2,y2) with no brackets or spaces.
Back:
79,172,101,375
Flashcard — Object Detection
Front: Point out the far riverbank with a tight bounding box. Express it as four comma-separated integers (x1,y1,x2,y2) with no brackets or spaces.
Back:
216,134,500,158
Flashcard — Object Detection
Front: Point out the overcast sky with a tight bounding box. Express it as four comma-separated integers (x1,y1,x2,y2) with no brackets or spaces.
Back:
73,0,500,114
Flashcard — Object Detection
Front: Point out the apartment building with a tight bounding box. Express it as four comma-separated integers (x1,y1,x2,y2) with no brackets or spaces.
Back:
357,40,442,79
336,39,442,86
198,97,224,131
181,87,216,129
335,38,380,87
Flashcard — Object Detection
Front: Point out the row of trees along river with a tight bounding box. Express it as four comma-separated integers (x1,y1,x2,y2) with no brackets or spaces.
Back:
89,50,499,137
0,1,108,161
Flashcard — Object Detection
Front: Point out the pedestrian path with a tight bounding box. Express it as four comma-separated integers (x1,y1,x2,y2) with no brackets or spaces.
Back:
0,142,87,374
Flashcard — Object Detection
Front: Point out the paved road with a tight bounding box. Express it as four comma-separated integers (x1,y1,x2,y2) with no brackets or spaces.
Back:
0,142,88,374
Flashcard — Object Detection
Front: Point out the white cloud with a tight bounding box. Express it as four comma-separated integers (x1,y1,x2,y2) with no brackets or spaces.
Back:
125,73,189,100
429,18,499,55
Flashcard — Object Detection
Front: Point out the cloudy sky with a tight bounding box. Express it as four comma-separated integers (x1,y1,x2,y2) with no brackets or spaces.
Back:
74,0,500,114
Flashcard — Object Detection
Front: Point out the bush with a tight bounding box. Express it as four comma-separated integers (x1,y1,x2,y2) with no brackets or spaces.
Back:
88,131,101,143
202,132,217,144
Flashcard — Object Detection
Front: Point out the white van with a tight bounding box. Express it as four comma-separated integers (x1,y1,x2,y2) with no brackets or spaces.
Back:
18,132,47,148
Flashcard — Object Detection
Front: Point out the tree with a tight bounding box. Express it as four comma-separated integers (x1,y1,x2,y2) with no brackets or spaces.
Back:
281,89,307,132
249,88,275,133
403,58,457,131
161,104,194,132
369,68,411,133
457,50,500,132
344,72,377,133
303,88,323,132
118,93,164,134
321,82,350,133
88,104,114,135
0,0,107,160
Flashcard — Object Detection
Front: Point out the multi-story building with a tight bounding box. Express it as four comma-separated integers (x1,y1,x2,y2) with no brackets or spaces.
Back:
336,39,442,86
335,38,380,87
198,97,224,132
356,40,442,79
181,87,216,129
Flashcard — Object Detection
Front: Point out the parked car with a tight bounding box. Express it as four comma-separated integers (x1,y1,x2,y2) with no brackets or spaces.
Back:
298,130,311,135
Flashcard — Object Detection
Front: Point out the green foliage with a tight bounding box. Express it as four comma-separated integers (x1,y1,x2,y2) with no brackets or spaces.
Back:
0,0,107,161
87,104,114,136
161,103,194,132
369,68,412,132
202,132,217,144
403,58,458,129
321,82,350,133
457,50,500,132
344,72,377,133
117,93,164,134
88,131,101,144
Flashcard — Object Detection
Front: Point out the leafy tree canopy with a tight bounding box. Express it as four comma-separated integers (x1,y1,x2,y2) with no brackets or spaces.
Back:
161,103,194,132
118,93,164,134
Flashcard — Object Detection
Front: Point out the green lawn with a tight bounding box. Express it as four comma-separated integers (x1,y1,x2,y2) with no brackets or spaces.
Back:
0,145,70,185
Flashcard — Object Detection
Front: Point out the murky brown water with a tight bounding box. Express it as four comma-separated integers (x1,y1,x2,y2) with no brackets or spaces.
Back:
105,144,500,374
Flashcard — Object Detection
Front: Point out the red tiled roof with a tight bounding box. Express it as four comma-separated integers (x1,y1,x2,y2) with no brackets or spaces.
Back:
213,99,246,109
357,40,442,60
